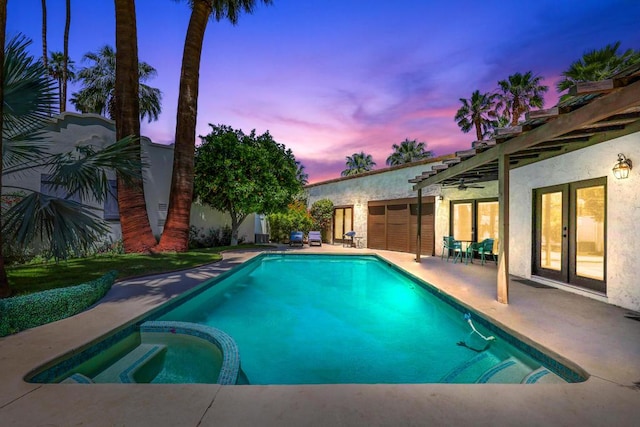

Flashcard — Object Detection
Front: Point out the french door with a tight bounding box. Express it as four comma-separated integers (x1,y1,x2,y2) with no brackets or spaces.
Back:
533,178,606,293
333,206,353,244
450,199,499,245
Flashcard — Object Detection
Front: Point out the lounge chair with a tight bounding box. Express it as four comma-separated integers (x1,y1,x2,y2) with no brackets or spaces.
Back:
308,231,322,246
289,231,304,247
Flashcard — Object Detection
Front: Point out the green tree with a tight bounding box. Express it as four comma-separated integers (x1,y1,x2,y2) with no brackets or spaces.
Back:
454,90,498,141
309,198,333,241
556,41,640,97
385,138,434,166
158,0,273,252
194,124,301,246
0,35,143,297
48,51,75,113
341,151,375,176
496,71,548,126
70,45,162,122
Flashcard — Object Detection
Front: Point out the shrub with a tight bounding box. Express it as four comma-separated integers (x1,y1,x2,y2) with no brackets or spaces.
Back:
309,199,334,241
268,201,313,243
188,225,237,249
0,270,118,337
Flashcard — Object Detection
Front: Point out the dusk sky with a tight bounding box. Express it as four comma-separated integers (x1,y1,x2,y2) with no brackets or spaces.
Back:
8,0,640,183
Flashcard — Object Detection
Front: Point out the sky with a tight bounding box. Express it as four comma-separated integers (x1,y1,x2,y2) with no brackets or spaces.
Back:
8,0,640,183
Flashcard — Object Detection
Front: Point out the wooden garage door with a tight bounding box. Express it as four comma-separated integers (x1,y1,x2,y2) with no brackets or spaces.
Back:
367,197,434,255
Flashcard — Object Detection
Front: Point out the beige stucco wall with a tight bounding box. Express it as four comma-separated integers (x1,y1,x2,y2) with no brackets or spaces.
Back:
510,132,640,312
306,160,445,247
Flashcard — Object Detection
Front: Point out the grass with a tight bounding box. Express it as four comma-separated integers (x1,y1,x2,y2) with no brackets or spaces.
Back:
7,245,265,296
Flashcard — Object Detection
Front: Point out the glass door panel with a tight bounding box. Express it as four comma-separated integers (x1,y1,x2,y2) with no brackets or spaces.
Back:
540,192,563,271
477,201,499,253
334,211,344,241
573,185,605,282
452,202,473,241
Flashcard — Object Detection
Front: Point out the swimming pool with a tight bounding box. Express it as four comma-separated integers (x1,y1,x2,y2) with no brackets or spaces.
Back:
28,254,586,385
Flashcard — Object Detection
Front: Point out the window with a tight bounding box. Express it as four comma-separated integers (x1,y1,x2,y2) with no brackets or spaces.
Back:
450,199,498,251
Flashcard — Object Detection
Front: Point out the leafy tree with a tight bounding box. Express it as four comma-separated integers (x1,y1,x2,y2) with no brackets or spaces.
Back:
70,45,162,122
454,90,498,141
268,201,313,243
309,198,333,241
159,0,273,252
556,41,640,97
0,35,143,297
496,71,548,126
194,124,301,245
341,151,376,176
48,51,75,113
386,138,434,166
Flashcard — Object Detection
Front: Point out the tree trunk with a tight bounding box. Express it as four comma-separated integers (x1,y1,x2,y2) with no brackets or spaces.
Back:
61,0,70,112
474,118,482,141
157,0,211,252
41,0,47,69
0,0,10,297
114,0,157,253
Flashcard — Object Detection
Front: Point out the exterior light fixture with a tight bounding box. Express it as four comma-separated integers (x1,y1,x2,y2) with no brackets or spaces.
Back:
612,153,632,179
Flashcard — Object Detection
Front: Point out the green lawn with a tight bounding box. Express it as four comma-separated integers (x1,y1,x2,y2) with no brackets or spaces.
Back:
7,245,264,296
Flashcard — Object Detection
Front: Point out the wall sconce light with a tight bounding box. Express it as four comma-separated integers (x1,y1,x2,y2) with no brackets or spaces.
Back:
612,153,632,179
437,195,444,201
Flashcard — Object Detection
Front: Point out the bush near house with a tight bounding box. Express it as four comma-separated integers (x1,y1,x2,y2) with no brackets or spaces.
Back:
0,271,117,337
268,201,313,243
188,225,238,248
309,199,334,242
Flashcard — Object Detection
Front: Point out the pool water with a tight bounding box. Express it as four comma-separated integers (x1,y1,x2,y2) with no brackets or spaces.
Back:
155,254,550,384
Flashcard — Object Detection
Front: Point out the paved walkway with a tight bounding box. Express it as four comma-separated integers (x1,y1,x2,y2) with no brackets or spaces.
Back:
1,245,639,426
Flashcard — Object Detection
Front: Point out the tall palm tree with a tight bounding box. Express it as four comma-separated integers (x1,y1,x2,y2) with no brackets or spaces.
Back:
71,45,162,122
48,51,75,113
341,152,376,176
556,42,640,97
113,0,157,253
0,0,7,297
62,0,70,112
157,0,273,252
295,160,309,186
496,71,548,126
386,138,433,166
41,0,47,69
454,90,498,141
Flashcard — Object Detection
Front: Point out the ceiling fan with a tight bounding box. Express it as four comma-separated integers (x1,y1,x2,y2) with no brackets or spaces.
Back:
445,178,485,191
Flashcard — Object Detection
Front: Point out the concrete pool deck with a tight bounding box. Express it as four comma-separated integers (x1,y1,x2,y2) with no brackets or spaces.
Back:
1,245,639,426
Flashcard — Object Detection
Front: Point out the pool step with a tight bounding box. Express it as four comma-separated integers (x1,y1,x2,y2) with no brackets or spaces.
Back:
476,357,533,384
521,367,565,384
61,373,94,384
93,344,167,383
440,352,503,383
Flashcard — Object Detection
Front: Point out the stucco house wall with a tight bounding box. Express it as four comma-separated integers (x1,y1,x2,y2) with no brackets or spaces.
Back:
306,158,447,247
509,132,640,312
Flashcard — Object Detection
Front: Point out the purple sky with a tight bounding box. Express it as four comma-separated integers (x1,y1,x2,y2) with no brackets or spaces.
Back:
9,0,640,183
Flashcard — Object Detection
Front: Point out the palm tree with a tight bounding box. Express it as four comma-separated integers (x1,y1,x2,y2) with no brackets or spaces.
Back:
62,0,70,112
496,71,548,126
71,45,162,122
157,0,273,252
454,90,498,141
113,0,158,253
41,0,47,69
386,138,433,166
0,0,8,297
341,152,376,176
48,51,75,113
556,42,640,97
1,35,142,297
295,161,309,186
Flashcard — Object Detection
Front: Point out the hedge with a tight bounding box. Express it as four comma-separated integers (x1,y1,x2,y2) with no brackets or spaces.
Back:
0,270,118,337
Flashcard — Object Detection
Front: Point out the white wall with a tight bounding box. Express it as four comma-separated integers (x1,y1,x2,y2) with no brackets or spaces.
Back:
510,133,640,311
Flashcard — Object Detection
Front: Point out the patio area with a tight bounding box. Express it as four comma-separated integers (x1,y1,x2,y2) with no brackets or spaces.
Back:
0,245,638,426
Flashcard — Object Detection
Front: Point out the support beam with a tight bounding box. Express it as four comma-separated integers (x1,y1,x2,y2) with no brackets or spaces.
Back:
497,151,510,304
415,189,422,263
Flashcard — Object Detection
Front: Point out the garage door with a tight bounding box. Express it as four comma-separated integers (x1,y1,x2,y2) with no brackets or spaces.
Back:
367,197,435,255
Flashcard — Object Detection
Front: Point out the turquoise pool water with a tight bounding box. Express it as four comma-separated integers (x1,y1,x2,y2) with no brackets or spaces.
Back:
154,254,561,384
30,254,584,385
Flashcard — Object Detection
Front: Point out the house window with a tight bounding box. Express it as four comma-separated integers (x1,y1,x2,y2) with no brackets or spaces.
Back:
104,180,119,220
450,199,498,249
40,174,80,202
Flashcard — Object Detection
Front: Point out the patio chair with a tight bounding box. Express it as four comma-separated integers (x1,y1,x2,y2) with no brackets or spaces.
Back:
343,230,356,248
468,238,497,265
308,231,322,246
289,231,304,247
442,236,463,263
